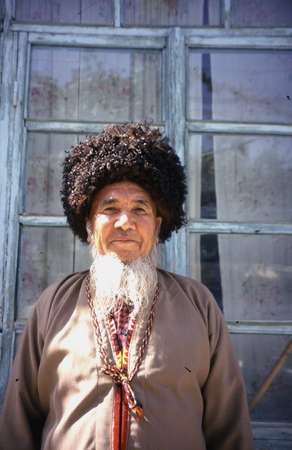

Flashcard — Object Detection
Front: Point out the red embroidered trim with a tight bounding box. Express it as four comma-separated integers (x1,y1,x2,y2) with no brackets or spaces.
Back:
120,391,128,450
113,386,129,450
110,305,132,450
113,386,123,450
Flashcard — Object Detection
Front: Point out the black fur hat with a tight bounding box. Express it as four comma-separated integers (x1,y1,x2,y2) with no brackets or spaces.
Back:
61,122,187,243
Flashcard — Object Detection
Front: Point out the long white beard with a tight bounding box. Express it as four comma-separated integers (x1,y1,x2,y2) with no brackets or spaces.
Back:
89,246,158,321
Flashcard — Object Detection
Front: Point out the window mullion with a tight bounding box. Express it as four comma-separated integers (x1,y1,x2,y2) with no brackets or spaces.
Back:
188,221,292,235
25,120,165,134
28,32,166,49
228,321,292,335
164,27,187,276
188,121,292,136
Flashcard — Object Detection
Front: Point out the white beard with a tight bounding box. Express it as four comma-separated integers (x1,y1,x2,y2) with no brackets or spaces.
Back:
89,246,158,322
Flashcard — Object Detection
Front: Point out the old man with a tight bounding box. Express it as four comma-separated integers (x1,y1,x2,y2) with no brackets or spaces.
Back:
0,123,254,449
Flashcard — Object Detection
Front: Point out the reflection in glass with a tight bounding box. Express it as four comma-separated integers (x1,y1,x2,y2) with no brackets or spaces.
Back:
188,134,292,222
74,237,92,273
15,0,114,25
232,334,292,422
189,233,292,321
29,47,162,122
121,0,221,26
23,133,85,215
17,227,92,321
188,50,292,124
17,227,74,320
231,0,292,27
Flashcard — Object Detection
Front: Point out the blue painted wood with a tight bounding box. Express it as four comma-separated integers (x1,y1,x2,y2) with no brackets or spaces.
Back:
114,0,121,27
253,421,292,443
10,23,292,38
188,220,292,235
228,321,292,335
0,27,24,396
1,3,292,445
188,121,292,136
187,35,292,49
19,215,67,226
0,30,18,333
255,441,292,450
26,120,165,133
164,28,187,276
223,0,231,29
28,32,166,49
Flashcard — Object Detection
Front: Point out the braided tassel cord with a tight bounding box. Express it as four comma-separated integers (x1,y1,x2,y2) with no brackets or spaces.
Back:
86,275,159,420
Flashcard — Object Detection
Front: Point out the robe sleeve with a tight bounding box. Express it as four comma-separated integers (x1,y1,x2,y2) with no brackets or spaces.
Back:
201,290,255,450
0,301,46,450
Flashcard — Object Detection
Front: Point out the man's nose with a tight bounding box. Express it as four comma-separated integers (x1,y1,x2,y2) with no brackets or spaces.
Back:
114,212,135,230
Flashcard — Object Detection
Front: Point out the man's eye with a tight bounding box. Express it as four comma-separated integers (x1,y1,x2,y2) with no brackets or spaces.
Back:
103,207,118,214
134,208,146,214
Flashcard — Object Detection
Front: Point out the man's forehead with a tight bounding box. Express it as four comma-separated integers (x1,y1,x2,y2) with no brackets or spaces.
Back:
92,181,155,208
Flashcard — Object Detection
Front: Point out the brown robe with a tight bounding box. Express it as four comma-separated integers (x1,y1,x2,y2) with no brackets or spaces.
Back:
0,269,254,450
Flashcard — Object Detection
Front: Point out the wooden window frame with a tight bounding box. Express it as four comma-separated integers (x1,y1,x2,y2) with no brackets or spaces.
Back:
1,0,292,440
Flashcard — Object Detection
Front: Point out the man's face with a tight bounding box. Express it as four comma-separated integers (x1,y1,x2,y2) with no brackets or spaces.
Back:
89,181,162,263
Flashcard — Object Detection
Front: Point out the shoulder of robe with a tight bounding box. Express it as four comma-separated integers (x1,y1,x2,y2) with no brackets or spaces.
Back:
32,270,89,329
157,268,223,328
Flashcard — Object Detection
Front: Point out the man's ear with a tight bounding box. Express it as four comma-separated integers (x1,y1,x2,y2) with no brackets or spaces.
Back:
155,217,162,241
86,221,93,244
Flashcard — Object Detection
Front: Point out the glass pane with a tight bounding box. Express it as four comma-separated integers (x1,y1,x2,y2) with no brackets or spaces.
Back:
17,227,74,320
189,234,292,321
74,237,92,273
188,134,292,222
15,0,114,25
28,46,162,122
187,50,292,124
232,334,292,422
121,0,221,26
231,0,292,27
23,133,84,215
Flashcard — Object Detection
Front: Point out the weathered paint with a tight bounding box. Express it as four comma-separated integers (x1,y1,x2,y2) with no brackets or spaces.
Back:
28,32,166,49
164,28,187,276
223,0,231,29
228,321,292,335
3,31,28,340
26,120,165,134
23,41,31,120
0,30,18,333
187,35,292,49
11,23,292,38
0,27,22,401
188,121,292,136
1,1,292,444
19,215,67,227
188,220,292,235
253,422,292,440
114,0,121,28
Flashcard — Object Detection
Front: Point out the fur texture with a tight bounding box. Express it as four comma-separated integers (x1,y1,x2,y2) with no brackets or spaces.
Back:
61,122,187,243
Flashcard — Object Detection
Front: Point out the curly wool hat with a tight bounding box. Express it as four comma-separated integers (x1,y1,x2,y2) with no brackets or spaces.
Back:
61,122,187,243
